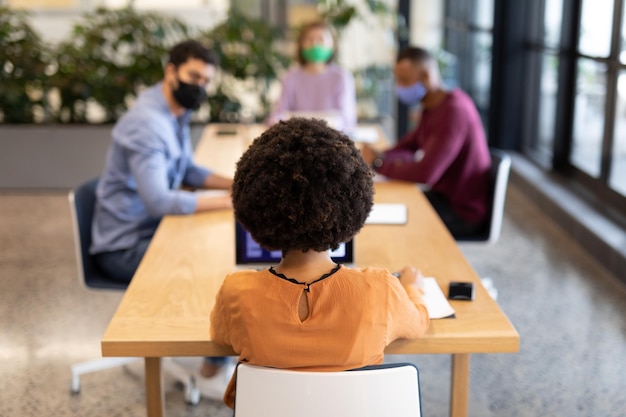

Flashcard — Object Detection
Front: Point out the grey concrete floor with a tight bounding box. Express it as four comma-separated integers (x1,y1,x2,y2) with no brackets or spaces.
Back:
0,184,625,417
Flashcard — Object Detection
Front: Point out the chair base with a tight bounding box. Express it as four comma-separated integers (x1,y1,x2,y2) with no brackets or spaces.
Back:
162,357,202,405
69,357,201,405
70,357,138,394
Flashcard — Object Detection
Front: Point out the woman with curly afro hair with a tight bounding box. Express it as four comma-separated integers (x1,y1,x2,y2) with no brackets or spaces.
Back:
210,118,430,409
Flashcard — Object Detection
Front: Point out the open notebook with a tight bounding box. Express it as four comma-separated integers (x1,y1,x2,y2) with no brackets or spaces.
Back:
421,277,456,319
365,203,407,225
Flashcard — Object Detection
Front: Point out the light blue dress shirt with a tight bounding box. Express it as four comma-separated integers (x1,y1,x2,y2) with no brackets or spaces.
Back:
90,83,211,254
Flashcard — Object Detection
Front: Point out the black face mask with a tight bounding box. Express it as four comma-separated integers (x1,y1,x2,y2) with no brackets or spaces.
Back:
172,79,206,110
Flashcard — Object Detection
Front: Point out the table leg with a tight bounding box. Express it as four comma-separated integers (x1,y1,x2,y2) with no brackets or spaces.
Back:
145,357,165,417
450,353,470,417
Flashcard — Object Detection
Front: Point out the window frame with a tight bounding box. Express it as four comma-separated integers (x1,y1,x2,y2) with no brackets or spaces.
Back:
487,0,626,220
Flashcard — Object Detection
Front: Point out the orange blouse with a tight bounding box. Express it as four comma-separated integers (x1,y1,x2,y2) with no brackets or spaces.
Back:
210,265,430,408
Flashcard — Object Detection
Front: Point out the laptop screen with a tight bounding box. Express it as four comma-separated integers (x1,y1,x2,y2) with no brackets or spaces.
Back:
235,222,354,266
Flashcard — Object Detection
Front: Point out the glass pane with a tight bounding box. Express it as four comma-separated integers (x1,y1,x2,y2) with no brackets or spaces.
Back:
571,59,606,177
471,32,492,111
443,29,466,88
474,0,493,28
448,1,470,20
621,2,626,63
579,0,614,57
537,53,559,158
610,70,626,195
544,0,563,47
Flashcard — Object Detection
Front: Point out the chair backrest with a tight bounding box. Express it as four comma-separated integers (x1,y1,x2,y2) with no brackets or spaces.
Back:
456,148,511,244
68,178,127,290
234,363,422,417
485,148,511,244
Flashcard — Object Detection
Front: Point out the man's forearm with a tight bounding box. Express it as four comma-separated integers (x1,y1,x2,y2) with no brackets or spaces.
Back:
195,192,232,212
203,173,233,190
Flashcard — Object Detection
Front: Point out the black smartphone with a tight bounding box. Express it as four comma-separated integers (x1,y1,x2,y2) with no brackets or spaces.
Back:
448,281,475,301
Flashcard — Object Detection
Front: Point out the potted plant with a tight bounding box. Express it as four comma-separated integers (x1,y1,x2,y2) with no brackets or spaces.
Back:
0,5,333,187
48,7,190,123
199,8,291,123
0,7,50,123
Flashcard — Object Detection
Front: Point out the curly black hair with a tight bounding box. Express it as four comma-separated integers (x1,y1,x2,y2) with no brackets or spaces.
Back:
232,118,374,252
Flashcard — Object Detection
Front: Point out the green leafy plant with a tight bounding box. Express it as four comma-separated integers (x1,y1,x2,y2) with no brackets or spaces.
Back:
317,0,393,32
0,7,50,123
0,5,340,125
199,9,291,122
48,7,189,123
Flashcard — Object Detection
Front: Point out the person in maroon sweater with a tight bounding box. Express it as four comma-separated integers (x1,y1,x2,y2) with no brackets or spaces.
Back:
362,46,491,239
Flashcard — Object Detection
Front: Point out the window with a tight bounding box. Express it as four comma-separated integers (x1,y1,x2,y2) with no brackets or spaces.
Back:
520,0,563,166
578,0,613,57
515,0,626,213
537,53,560,162
610,72,626,195
570,0,626,204
571,59,607,178
443,0,494,127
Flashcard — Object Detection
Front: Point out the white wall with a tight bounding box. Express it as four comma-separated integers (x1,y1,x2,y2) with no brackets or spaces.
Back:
26,11,228,45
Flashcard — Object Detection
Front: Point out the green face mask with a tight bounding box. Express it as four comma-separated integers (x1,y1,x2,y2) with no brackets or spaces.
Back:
302,45,333,63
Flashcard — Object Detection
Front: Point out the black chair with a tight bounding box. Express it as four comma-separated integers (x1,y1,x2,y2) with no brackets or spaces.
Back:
456,148,511,244
69,178,127,291
68,178,201,404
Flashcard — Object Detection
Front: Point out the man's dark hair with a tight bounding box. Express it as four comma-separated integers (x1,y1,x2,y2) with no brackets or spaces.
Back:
168,40,219,67
396,46,434,66
232,118,374,252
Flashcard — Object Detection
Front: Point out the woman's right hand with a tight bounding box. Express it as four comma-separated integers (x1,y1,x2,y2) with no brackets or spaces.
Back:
398,266,425,290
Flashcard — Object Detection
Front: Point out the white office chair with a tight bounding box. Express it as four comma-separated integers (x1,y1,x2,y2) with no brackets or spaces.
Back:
234,363,422,417
68,178,201,405
455,149,511,300
457,148,511,245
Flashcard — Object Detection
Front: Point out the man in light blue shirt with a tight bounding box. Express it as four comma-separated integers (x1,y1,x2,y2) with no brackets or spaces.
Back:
91,40,232,282
91,40,235,400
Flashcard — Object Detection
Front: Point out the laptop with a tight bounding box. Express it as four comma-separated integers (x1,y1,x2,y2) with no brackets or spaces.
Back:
235,222,354,269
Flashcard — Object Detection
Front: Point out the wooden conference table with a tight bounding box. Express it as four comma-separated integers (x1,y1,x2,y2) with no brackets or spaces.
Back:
102,123,519,417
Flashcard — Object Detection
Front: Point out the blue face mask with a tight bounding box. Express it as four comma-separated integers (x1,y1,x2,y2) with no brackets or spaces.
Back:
395,82,426,106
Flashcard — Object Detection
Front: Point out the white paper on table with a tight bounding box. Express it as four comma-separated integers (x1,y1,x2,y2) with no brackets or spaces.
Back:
365,203,408,225
350,126,379,143
422,277,456,319
195,189,230,197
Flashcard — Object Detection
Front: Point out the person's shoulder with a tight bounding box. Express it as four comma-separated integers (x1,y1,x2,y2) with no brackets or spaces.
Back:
338,267,400,296
138,83,163,99
113,85,171,144
113,109,168,148
326,64,353,79
440,89,479,116
119,104,164,126
120,86,165,120
446,88,475,106
113,103,168,136
282,65,304,80
222,269,267,288
341,266,393,281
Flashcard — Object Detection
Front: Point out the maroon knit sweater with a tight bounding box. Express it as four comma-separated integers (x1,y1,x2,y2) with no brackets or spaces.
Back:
377,89,491,224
